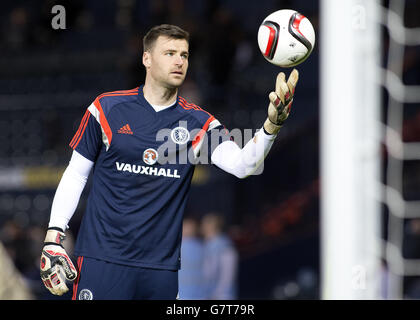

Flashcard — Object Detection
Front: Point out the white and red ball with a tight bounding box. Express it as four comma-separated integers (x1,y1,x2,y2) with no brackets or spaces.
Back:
257,9,315,68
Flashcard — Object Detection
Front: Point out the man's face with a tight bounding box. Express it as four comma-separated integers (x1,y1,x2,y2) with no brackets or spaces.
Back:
143,36,189,89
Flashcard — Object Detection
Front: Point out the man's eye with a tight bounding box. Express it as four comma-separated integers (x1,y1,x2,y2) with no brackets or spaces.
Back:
166,52,174,56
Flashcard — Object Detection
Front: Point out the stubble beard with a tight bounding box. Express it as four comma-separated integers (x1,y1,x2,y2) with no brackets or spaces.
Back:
163,75,186,90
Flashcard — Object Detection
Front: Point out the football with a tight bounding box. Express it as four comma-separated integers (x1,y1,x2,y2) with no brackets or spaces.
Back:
257,9,315,67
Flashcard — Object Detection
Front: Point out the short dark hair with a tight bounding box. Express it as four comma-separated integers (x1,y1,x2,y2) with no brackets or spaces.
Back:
143,24,189,52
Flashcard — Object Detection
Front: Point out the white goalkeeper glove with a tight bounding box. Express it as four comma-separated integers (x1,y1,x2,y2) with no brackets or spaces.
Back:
263,69,299,135
40,227,77,296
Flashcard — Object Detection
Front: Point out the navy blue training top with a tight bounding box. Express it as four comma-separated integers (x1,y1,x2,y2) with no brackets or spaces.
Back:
70,86,226,270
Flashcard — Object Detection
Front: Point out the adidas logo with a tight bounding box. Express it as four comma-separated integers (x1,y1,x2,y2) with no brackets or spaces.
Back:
118,124,133,135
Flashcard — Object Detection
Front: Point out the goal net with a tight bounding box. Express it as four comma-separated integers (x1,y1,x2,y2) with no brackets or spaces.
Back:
321,0,420,299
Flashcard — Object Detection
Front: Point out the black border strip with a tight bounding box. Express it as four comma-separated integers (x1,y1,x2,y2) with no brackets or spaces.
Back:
262,20,280,60
288,12,312,53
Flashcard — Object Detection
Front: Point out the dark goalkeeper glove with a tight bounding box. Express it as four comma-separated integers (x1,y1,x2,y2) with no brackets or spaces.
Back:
263,69,299,135
40,227,77,295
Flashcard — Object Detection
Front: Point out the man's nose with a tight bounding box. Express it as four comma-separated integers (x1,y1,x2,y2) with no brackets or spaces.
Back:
174,54,184,66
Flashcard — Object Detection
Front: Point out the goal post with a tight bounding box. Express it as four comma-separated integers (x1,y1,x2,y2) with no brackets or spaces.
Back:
320,0,383,299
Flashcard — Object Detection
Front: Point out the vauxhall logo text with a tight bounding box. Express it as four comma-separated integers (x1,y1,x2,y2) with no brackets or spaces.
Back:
115,162,181,179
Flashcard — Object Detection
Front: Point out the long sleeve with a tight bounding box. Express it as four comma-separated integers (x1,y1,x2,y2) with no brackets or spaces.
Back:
210,127,276,178
48,150,94,231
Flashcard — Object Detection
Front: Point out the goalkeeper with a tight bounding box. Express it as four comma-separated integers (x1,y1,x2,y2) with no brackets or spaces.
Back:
40,24,298,300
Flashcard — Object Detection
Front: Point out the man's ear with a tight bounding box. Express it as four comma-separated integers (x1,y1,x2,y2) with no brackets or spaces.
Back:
142,51,151,69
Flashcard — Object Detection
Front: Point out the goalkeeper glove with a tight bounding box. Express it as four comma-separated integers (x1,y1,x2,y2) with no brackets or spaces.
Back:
40,227,77,296
263,69,299,135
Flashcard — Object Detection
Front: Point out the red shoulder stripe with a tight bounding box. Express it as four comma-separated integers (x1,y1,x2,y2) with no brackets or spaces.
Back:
70,112,91,150
69,110,90,149
178,96,214,118
92,97,113,147
96,87,138,100
97,91,139,102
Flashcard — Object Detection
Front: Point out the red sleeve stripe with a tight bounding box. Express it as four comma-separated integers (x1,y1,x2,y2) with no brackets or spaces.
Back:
192,115,215,150
94,90,138,148
69,89,138,151
69,109,89,147
69,110,91,149
71,112,91,150
92,97,113,148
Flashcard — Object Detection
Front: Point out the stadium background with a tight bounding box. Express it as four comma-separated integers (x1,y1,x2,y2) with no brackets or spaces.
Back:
0,0,417,300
